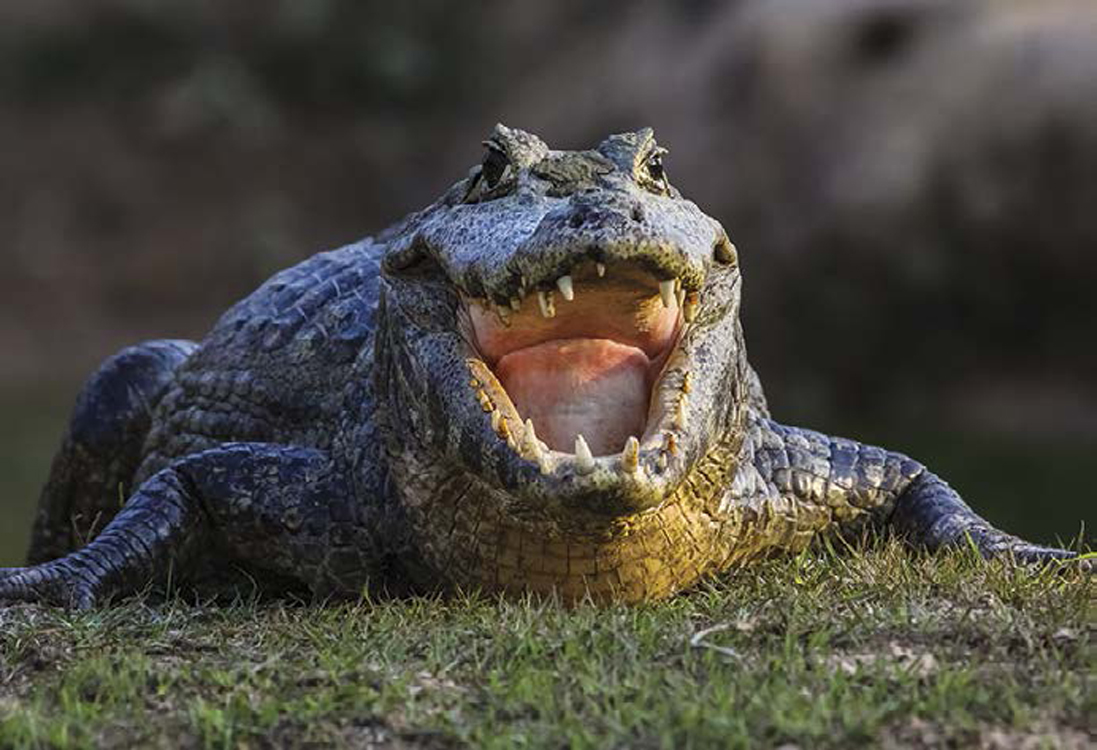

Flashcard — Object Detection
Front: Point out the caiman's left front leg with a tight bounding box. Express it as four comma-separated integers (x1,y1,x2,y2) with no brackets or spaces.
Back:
740,417,1080,564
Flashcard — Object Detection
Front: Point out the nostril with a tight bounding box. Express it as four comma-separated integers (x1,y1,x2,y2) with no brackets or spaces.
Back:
630,205,645,223
713,235,738,266
569,214,585,229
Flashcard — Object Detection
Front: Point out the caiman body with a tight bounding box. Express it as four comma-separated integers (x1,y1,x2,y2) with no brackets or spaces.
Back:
1,126,1079,608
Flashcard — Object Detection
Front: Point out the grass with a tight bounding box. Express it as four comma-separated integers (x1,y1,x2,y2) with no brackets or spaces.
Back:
0,541,1091,749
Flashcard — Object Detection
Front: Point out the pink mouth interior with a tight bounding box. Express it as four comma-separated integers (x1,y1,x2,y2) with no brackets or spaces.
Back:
468,265,679,455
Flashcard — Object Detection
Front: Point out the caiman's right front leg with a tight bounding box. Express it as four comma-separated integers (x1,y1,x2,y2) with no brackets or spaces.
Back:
28,339,197,564
744,418,1082,565
1,444,379,608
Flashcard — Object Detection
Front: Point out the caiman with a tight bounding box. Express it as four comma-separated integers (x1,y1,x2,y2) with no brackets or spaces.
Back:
0,126,1081,608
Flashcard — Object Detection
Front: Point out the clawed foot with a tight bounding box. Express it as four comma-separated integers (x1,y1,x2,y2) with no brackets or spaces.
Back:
977,535,1092,572
0,559,102,609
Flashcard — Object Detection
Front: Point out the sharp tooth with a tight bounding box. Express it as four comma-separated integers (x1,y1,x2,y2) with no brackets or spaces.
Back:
675,287,685,309
509,297,522,312
596,262,606,277
657,452,668,472
491,410,503,432
556,275,574,301
621,436,640,473
495,304,512,327
521,419,542,459
683,292,699,323
674,397,688,430
681,371,693,394
537,290,555,318
665,433,679,456
659,279,676,308
574,434,595,474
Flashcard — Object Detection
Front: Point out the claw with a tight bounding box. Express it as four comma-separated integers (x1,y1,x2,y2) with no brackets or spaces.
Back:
0,561,99,610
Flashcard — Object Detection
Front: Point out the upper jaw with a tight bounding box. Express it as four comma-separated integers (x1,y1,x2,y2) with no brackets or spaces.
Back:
462,226,719,318
416,185,733,314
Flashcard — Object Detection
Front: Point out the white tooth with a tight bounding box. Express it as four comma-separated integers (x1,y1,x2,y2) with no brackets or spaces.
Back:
674,397,688,430
621,436,640,473
491,410,503,432
683,293,698,323
537,290,555,318
657,452,668,471
659,279,676,308
509,297,522,312
574,434,595,474
495,304,512,327
596,262,606,278
675,287,685,309
556,275,574,301
521,419,542,459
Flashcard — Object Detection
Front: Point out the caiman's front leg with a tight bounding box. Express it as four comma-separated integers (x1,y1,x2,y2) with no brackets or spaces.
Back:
0,444,379,608
745,418,1080,563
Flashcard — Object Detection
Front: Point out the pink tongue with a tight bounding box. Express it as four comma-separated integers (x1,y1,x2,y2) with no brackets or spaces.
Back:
495,339,649,456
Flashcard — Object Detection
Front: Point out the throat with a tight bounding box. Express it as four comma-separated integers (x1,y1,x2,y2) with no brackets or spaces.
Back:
495,338,651,455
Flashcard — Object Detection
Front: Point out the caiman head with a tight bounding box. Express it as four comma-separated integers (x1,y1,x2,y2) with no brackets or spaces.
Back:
377,125,753,599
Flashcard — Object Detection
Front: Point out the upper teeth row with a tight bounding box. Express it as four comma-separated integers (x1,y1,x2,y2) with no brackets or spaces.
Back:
501,270,698,322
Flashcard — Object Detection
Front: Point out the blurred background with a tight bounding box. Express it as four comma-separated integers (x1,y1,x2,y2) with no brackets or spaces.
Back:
1,0,1094,563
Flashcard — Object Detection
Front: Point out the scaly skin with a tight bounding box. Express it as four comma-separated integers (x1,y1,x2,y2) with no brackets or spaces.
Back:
1,126,1081,609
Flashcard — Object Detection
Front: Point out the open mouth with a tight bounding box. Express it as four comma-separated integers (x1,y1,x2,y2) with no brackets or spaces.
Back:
462,260,698,474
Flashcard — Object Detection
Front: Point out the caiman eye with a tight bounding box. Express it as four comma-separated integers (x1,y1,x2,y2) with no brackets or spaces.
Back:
482,145,510,189
644,148,670,192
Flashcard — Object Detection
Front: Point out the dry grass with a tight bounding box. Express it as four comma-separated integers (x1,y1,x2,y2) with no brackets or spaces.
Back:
0,541,1092,749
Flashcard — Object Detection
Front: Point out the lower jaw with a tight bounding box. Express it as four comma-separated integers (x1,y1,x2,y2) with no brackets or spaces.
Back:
397,419,750,603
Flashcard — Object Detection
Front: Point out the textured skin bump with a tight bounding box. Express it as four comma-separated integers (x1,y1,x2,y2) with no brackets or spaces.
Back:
3,126,1082,609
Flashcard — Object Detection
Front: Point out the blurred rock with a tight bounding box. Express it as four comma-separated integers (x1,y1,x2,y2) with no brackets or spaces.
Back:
1,0,1095,438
